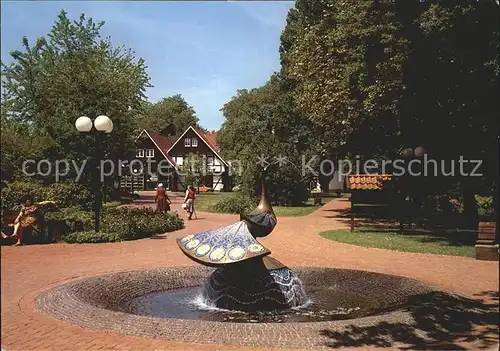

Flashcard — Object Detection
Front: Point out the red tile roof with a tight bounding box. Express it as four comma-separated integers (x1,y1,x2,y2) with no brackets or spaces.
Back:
347,174,392,190
145,130,177,166
141,127,225,168
193,127,227,165
195,128,220,153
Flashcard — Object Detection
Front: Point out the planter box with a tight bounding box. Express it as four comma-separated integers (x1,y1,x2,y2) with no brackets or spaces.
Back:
475,221,499,261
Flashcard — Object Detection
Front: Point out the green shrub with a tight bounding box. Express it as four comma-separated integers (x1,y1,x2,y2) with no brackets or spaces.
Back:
100,207,184,240
45,206,94,234
476,195,494,217
102,201,123,209
1,180,45,216
210,194,257,214
42,181,94,210
239,160,310,206
61,230,119,244
1,180,94,217
99,207,136,239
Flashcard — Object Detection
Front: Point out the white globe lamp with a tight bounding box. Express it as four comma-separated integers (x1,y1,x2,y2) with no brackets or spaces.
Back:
94,115,113,133
105,119,113,134
414,146,426,157
75,116,93,132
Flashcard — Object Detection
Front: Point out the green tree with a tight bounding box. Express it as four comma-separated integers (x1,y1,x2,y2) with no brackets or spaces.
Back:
181,152,206,190
280,0,409,159
136,94,199,134
219,74,313,205
1,102,55,181
408,1,499,226
280,0,499,224
1,10,151,185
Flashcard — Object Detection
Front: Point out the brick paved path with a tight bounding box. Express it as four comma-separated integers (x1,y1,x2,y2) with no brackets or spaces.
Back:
1,194,498,350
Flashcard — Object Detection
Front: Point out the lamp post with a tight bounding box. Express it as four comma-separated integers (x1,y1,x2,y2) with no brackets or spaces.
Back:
75,115,113,232
400,146,426,229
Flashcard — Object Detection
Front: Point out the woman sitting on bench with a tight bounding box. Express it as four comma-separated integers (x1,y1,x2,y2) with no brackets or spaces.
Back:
1,195,56,246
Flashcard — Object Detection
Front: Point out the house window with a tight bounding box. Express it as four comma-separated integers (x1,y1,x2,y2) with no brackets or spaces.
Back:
191,138,198,147
146,149,154,158
184,138,191,147
136,149,144,158
176,156,184,166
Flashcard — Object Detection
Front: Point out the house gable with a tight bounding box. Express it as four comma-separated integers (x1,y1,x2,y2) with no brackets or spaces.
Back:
135,129,177,168
167,126,228,167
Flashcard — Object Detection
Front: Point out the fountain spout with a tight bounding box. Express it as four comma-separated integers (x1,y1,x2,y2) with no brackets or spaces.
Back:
240,178,277,238
176,171,306,311
256,179,272,213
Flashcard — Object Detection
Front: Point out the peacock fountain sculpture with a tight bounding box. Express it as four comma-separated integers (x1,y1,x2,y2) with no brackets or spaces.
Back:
176,181,308,311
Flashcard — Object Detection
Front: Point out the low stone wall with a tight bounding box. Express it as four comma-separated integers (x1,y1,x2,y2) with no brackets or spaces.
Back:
34,266,461,349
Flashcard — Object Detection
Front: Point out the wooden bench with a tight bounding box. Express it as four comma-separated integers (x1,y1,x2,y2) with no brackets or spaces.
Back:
1,210,18,235
1,210,54,244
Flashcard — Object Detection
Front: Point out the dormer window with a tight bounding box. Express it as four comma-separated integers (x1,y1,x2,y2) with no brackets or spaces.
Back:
136,149,144,158
191,138,198,147
184,138,191,147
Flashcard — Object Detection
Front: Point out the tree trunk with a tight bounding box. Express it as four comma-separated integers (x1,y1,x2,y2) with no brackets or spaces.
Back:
494,182,499,244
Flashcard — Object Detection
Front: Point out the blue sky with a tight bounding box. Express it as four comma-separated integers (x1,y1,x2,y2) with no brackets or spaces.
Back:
1,0,295,130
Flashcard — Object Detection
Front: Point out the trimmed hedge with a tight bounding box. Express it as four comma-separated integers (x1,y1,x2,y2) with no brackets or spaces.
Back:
1,180,94,216
210,194,257,215
45,206,94,237
61,230,119,244
102,207,184,239
2,181,184,244
53,207,184,243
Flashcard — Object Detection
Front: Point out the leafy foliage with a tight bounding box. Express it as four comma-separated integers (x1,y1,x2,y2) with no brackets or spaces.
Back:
279,0,499,222
218,74,314,205
475,195,494,218
136,94,199,134
60,230,119,244
0,108,56,181
180,152,206,189
43,181,94,209
100,207,184,240
1,10,151,186
51,206,184,243
280,0,409,158
45,206,94,235
0,180,46,216
1,180,94,217
210,194,257,215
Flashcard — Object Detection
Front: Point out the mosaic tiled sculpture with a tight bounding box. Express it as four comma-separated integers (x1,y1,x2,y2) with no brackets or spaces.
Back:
177,183,308,311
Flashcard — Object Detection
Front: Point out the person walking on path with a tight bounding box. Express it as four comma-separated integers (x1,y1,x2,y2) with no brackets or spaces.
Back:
155,183,171,213
183,185,197,220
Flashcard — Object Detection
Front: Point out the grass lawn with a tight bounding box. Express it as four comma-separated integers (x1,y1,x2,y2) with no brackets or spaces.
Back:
193,192,336,217
320,227,476,257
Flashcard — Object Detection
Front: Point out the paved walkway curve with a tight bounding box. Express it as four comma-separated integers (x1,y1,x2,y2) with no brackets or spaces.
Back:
1,195,498,351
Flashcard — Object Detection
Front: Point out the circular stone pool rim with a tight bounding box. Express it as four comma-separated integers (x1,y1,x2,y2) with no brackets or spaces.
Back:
36,266,440,349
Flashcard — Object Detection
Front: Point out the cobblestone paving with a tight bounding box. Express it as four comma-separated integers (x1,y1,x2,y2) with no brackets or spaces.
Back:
35,266,437,349
1,194,498,350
